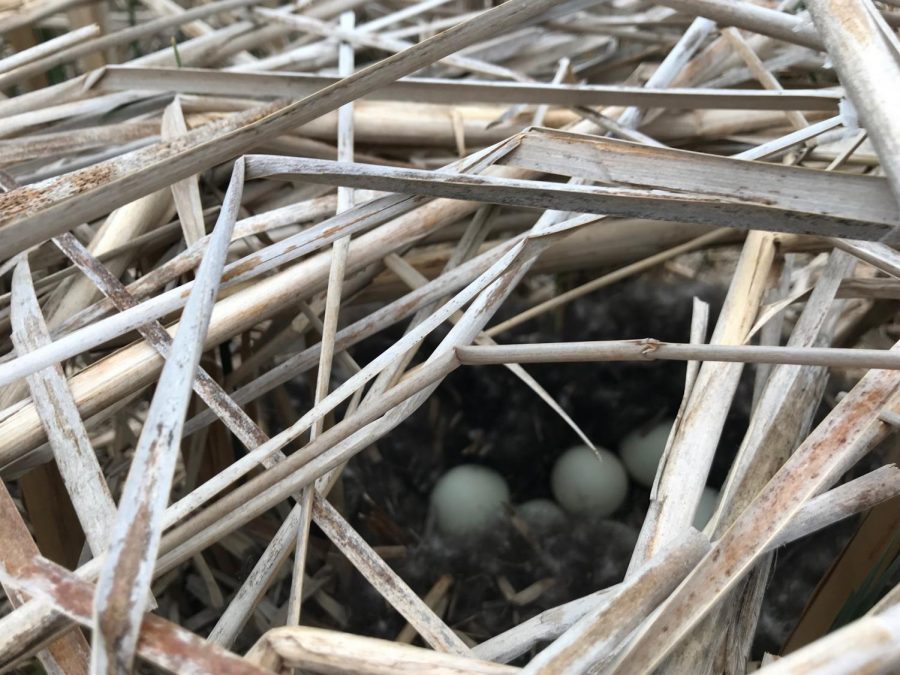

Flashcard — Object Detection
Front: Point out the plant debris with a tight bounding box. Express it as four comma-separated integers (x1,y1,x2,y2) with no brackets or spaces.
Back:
0,0,899,673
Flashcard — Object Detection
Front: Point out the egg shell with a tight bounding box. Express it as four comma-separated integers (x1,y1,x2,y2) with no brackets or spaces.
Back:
430,464,510,537
694,486,719,530
551,446,629,517
620,419,675,488
516,499,568,530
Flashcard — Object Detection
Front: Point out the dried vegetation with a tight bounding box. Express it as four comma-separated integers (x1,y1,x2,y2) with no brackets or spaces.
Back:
0,0,898,673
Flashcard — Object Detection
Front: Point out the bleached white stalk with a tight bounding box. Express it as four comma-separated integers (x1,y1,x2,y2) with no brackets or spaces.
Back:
287,8,357,629
91,160,244,675
9,260,116,556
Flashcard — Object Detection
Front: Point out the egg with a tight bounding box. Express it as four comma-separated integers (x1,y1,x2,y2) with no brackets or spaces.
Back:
430,465,510,537
620,418,675,487
694,486,719,530
516,499,567,531
551,446,628,517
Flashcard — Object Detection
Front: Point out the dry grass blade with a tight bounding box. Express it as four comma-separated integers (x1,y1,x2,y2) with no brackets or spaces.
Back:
245,155,895,238
288,9,358,629
0,473,91,675
659,0,822,49
91,160,244,674
161,96,206,246
472,586,618,664
246,626,516,675
0,194,468,466
455,341,900,370
720,26,808,131
145,242,533,548
616,15,714,130
755,603,900,674
0,22,98,74
10,258,116,555
93,65,843,110
503,129,895,227
831,238,900,278
205,505,300,648
771,465,900,550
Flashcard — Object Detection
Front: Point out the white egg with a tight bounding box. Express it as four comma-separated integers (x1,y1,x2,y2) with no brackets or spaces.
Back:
551,446,628,517
694,487,719,530
620,419,675,488
516,499,567,530
430,465,510,537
